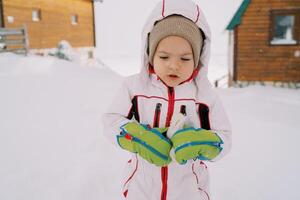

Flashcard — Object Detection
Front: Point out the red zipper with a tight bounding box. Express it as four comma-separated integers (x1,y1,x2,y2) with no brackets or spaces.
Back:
161,87,175,200
161,166,168,200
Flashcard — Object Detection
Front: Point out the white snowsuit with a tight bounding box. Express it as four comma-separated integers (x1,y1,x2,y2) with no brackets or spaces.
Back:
102,0,232,199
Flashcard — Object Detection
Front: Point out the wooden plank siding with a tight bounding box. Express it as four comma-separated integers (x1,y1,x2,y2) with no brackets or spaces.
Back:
2,0,95,49
236,0,300,82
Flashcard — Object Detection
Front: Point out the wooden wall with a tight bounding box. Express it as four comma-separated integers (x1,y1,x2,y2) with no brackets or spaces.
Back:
2,0,95,49
236,0,300,82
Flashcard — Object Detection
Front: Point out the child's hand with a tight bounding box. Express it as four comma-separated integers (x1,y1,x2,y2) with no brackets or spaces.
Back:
117,122,172,167
167,113,187,139
170,127,223,164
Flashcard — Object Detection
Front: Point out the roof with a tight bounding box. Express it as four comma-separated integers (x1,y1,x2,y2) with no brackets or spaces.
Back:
226,0,251,30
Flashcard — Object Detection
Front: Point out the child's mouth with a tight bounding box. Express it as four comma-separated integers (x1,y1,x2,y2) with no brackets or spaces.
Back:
168,75,179,78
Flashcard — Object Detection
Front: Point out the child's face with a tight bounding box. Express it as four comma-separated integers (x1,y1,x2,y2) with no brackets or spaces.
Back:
153,36,195,87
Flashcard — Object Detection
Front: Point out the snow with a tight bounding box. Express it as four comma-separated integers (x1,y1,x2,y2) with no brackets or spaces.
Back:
1,53,300,200
270,39,297,45
210,86,300,200
0,53,126,200
0,0,298,198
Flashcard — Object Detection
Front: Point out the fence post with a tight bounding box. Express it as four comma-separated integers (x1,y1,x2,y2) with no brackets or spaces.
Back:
23,24,29,55
214,74,228,88
0,25,29,55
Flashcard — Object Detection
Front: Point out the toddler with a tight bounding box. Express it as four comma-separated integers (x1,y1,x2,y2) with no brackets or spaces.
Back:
103,0,232,199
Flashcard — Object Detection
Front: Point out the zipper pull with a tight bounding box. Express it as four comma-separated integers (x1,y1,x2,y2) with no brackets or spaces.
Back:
168,87,174,96
180,105,186,116
156,103,162,111
153,103,162,128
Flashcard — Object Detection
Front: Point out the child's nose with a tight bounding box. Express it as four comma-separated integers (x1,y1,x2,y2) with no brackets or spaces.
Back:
168,60,180,70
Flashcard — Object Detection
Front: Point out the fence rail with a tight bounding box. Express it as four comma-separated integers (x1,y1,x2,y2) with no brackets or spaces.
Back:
0,25,29,55
214,74,228,88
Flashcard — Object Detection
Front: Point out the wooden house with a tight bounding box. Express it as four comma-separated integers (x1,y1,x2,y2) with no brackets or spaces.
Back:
226,0,300,87
0,0,95,50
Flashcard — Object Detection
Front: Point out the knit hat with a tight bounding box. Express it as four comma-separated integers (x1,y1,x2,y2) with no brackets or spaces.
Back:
148,15,203,68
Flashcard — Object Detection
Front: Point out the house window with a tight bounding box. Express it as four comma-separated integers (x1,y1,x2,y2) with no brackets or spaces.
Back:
71,14,78,25
270,9,300,45
7,16,14,23
32,9,41,22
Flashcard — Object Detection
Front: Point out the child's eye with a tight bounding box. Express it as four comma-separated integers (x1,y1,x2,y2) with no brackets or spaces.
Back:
159,56,169,60
181,58,191,61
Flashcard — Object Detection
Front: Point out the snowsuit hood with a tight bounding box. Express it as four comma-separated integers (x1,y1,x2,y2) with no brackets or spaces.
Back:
140,0,212,88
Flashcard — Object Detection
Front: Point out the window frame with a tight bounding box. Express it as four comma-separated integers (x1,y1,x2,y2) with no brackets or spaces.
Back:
71,14,78,25
32,9,41,22
7,16,14,23
269,9,300,46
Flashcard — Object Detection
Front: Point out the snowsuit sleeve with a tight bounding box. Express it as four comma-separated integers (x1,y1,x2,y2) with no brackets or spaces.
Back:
102,79,132,146
210,93,232,161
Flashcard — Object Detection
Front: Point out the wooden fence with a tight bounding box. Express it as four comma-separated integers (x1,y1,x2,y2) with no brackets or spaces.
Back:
0,25,29,55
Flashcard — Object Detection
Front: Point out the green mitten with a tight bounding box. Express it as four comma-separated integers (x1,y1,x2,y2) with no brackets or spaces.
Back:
117,122,171,167
171,127,223,164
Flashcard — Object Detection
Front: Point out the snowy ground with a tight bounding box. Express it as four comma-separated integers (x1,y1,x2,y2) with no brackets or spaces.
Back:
0,53,300,200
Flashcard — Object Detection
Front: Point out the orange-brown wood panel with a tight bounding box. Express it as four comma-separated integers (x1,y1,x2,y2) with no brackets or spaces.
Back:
2,0,95,49
235,0,300,82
